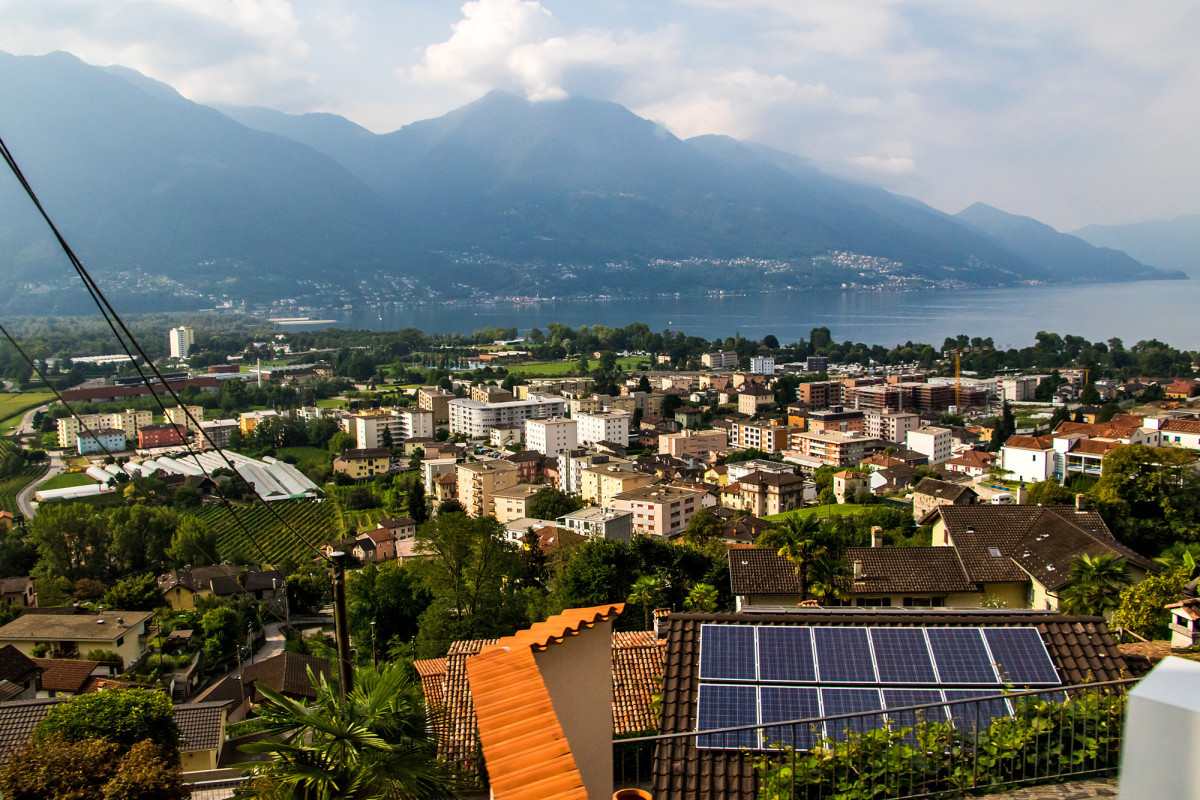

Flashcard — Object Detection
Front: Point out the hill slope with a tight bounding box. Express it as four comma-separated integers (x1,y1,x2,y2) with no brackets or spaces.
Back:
1073,215,1200,277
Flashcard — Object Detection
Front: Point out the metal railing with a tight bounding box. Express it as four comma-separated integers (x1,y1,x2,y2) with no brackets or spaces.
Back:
614,679,1135,799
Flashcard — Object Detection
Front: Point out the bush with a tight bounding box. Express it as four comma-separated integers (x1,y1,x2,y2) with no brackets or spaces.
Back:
85,649,124,671
34,689,180,756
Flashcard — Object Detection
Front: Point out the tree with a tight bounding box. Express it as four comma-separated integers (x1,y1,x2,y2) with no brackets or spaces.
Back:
239,663,456,800
627,575,664,630
762,335,779,350
527,487,582,521
1112,566,1189,639
108,506,178,574
1059,554,1131,617
100,740,188,800
992,401,1016,452
0,735,186,800
347,562,429,656
407,480,429,525
436,498,463,515
287,572,330,615
28,503,109,581
807,555,851,605
685,582,719,612
1090,444,1200,552
1026,477,1075,507
381,426,393,449
167,517,218,567
518,529,548,589
100,574,163,612
34,689,179,756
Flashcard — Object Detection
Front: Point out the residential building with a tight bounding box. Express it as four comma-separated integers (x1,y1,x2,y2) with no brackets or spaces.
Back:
674,407,702,429
581,464,653,506
906,425,953,464
448,396,567,438
164,405,203,434
0,610,153,666
912,478,979,523
575,410,632,447
725,459,796,483
470,385,515,404
728,421,795,453
492,484,545,524
343,409,434,449
1157,418,1200,450
136,422,187,449
377,516,417,542
945,449,996,478
353,529,397,564
557,449,629,495
57,408,152,448
832,469,868,503
0,577,35,608
239,409,280,435
168,326,194,359
863,409,920,443
723,471,807,517
795,380,843,409
1165,379,1200,399
557,507,633,542
701,351,738,369
332,448,391,479
417,386,455,423
199,419,238,449
998,377,1038,402
30,656,102,699
659,429,728,460
749,356,775,375
611,484,704,538
1000,435,1056,484
456,459,518,517
805,356,829,372
489,425,523,447
421,457,458,492
0,645,37,702
785,430,885,468
807,407,865,434
157,566,285,611
77,428,126,455
737,385,774,416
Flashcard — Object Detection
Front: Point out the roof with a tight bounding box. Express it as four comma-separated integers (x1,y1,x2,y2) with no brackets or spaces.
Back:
612,484,703,504
945,450,995,469
465,605,623,800
32,658,101,693
378,516,416,529
937,505,1155,588
174,702,227,751
1004,435,1053,450
0,576,32,594
341,448,391,460
241,652,330,699
0,698,62,761
735,470,804,488
611,630,668,735
913,478,977,502
192,674,247,708
0,611,151,642
729,547,975,596
652,610,1133,800
719,515,771,543
413,657,447,711
0,646,38,686
1161,418,1200,434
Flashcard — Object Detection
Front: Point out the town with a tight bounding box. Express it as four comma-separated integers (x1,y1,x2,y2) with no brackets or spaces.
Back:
0,319,1197,799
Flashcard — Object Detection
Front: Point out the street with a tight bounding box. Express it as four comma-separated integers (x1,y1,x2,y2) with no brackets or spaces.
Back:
16,451,62,519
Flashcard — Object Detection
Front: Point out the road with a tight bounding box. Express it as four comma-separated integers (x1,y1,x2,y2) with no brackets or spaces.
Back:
16,452,63,519
14,402,49,437
209,621,286,685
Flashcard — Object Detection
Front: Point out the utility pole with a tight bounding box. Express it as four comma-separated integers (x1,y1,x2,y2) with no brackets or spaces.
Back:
330,551,354,698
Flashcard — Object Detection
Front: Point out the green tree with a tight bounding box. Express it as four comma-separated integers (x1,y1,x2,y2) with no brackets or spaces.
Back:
34,689,179,756
239,663,456,800
167,517,218,567
627,575,664,630
808,555,851,605
527,487,582,520
1059,554,1131,617
287,572,330,615
347,562,429,657
1112,566,1190,639
108,506,178,574
992,401,1016,452
1090,445,1200,553
29,503,109,581
0,736,186,800
100,574,163,612
1026,477,1075,506
407,480,428,525
684,582,719,612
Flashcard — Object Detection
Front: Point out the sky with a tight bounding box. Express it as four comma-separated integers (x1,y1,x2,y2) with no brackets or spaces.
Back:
1,0,1197,231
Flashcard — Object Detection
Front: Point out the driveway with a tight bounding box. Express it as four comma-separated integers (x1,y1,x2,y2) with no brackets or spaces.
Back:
16,452,63,519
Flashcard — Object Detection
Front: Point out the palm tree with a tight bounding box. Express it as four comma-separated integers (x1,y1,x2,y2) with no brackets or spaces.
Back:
1060,553,1132,617
772,515,826,601
685,582,719,612
627,575,665,630
239,663,457,800
807,555,851,605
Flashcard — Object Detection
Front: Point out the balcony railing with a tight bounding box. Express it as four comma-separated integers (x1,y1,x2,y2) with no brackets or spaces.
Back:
613,680,1134,800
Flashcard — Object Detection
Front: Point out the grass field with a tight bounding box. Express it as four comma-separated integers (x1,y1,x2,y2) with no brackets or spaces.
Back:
0,392,56,435
38,472,97,491
764,504,873,522
505,355,649,378
0,437,45,515
189,498,343,564
275,446,331,474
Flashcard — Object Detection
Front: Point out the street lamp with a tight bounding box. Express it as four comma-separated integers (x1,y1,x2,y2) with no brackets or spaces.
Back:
370,621,377,666
247,623,255,666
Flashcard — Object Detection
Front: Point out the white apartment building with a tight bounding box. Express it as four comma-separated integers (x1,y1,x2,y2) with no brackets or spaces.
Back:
525,418,578,457
168,326,194,359
701,351,739,369
448,396,567,438
557,450,630,496
749,356,776,375
728,421,794,453
999,377,1038,403
77,428,127,455
659,429,728,460
906,426,953,465
611,485,704,538
57,409,153,448
575,410,632,447
863,410,921,444
345,409,434,449
557,507,633,542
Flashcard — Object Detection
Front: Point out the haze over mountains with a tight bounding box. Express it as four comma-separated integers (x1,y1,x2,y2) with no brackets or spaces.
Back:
0,50,1187,313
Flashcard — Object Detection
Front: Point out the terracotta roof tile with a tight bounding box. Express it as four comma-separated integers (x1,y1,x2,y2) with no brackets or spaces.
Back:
1004,435,1053,450
730,547,975,596
611,631,666,735
241,652,330,700
175,701,227,751
413,657,447,711
0,698,62,762
0,646,38,686
32,658,101,694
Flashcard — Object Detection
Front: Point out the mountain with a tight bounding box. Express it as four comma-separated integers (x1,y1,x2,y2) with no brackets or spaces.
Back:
0,50,1184,313
954,203,1185,283
1072,215,1200,277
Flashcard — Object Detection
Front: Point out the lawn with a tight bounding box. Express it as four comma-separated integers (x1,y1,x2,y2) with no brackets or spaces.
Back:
0,391,56,435
38,472,97,491
764,504,873,522
315,398,347,409
505,355,649,378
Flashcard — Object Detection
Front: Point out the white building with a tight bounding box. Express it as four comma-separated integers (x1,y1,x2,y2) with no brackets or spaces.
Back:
999,377,1038,403
574,410,632,447
701,351,738,369
906,426,953,465
558,507,633,542
57,409,153,448
77,428,127,455
168,326,194,359
749,356,776,375
863,410,921,444
345,409,434,449
525,418,578,457
1000,435,1056,484
448,396,567,438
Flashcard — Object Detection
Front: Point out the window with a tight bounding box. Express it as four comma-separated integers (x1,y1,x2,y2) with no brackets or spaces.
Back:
117,636,125,646
856,597,891,607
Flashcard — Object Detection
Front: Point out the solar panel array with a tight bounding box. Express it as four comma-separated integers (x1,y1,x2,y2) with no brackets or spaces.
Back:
695,624,1061,750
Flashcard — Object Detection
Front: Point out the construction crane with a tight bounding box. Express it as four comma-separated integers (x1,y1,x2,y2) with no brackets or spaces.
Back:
942,345,993,412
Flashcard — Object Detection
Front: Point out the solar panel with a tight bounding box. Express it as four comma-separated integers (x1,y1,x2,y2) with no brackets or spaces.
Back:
757,627,816,683
926,629,999,684
696,684,760,750
943,690,1011,734
699,625,757,682
870,628,938,684
820,688,884,742
760,686,823,751
982,628,1060,685
882,688,949,730
813,627,877,683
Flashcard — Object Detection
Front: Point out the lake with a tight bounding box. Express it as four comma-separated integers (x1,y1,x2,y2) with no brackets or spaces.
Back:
279,279,1199,350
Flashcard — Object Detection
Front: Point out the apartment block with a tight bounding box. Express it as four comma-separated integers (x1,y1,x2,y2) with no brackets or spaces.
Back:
786,430,885,467
575,410,632,447
168,326,194,359
807,407,865,434
456,460,519,517
737,385,775,416
728,421,795,453
417,387,455,423
448,396,567,438
863,410,921,444
333,448,391,479
581,464,653,506
805,356,829,373
611,485,704,538
164,405,204,434
999,377,1038,402
77,428,126,455
199,419,238,449
723,471,807,517
749,356,776,375
795,381,844,409
57,408,152,448
658,429,728,460
557,507,633,542
492,484,544,524
525,418,578,457
345,409,434,449
137,422,187,449
701,351,739,369
906,426,953,464
470,385,515,404
239,409,281,435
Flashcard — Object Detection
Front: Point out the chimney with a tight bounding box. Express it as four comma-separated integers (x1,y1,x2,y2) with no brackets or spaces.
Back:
852,561,863,579
871,526,884,548
1075,494,1090,512
653,607,670,639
